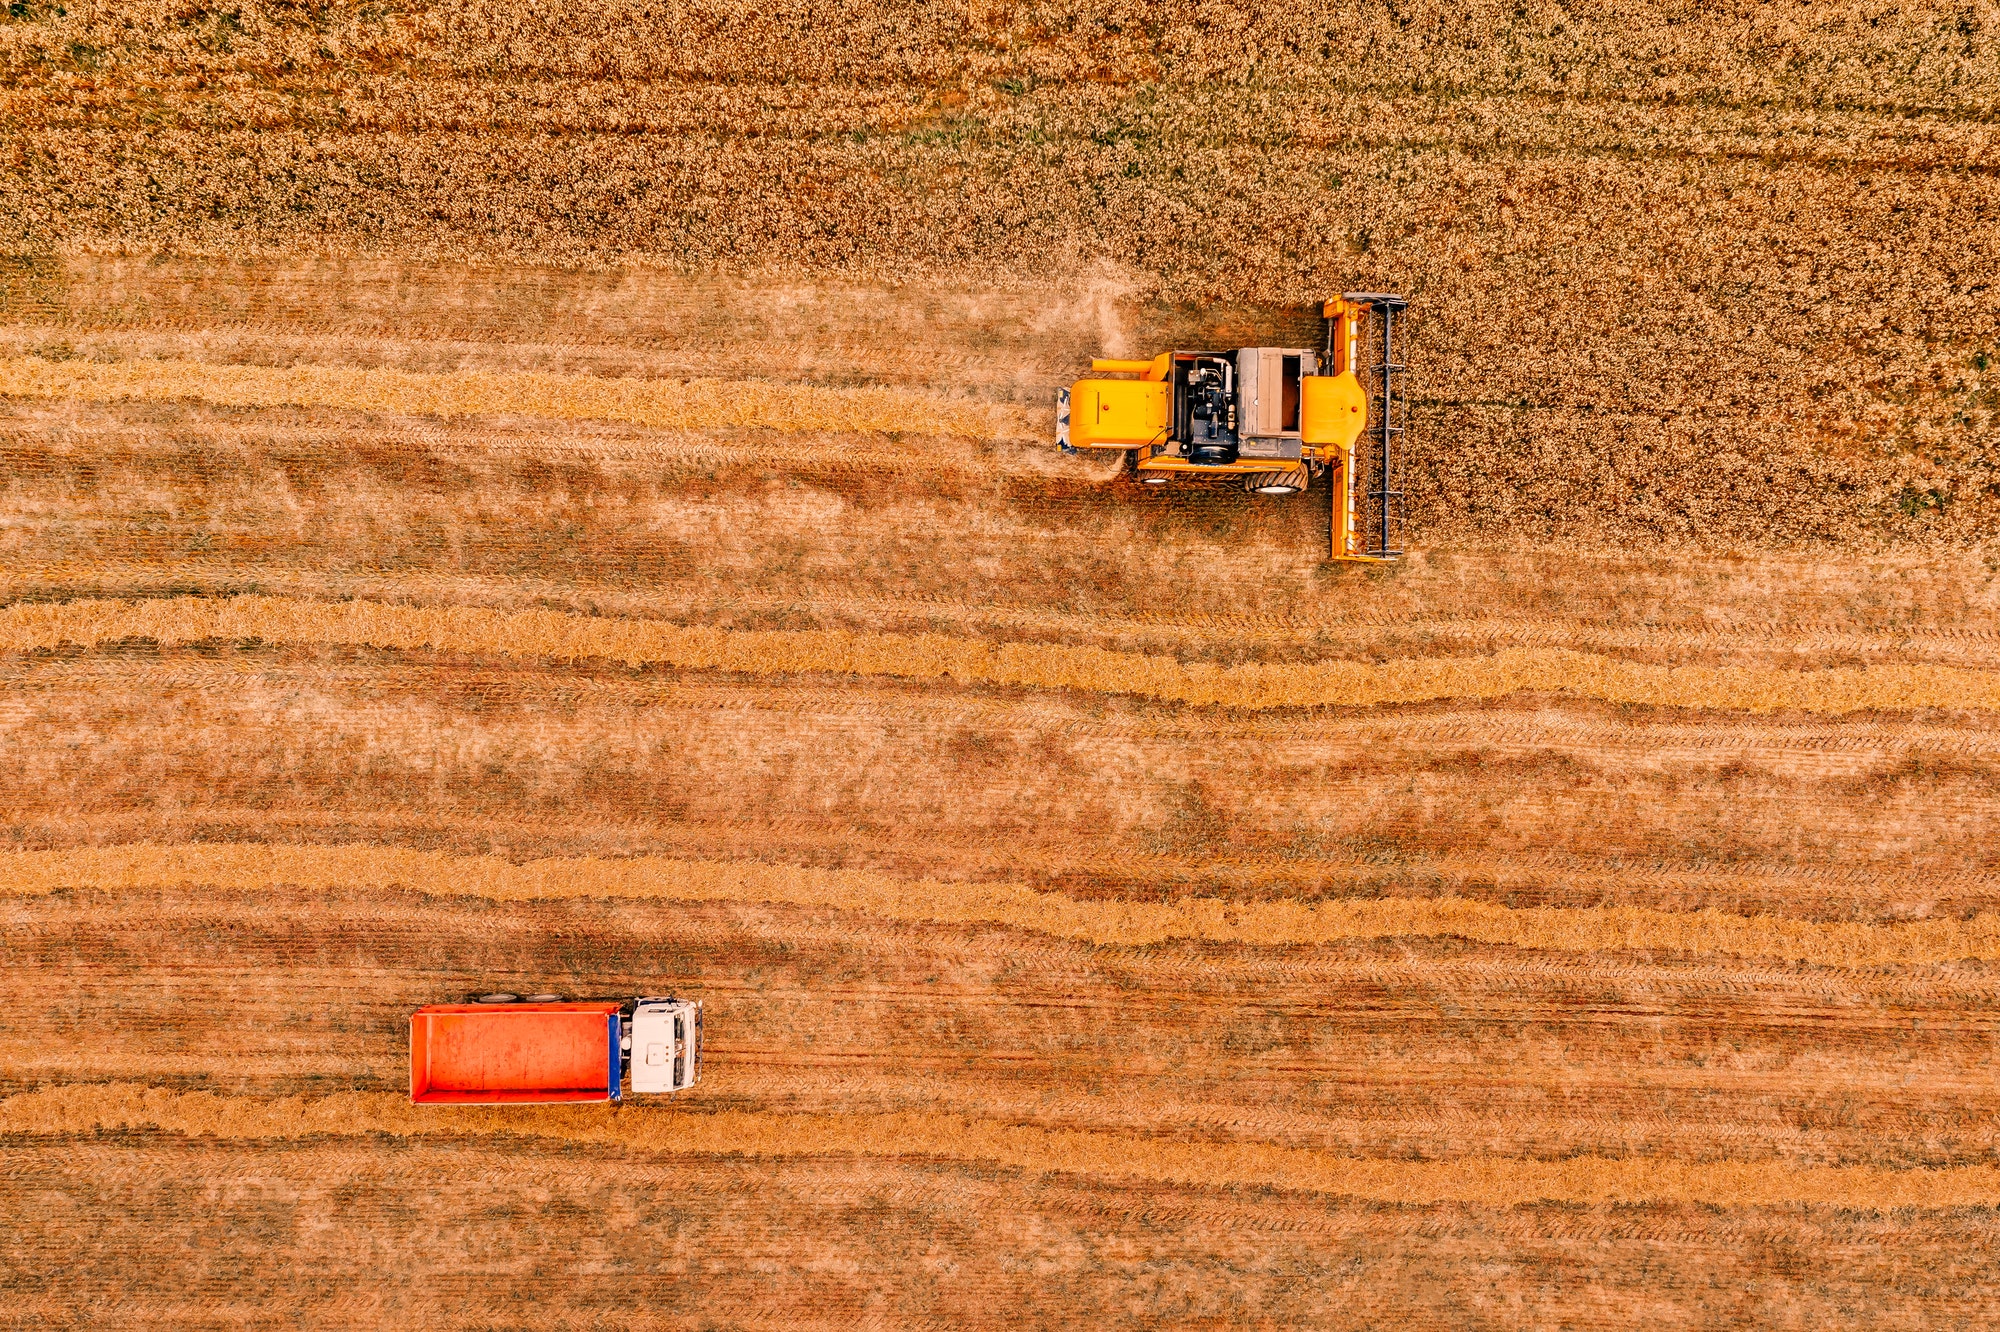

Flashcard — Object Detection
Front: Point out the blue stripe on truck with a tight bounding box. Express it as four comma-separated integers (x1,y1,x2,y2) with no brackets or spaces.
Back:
608,1013,622,1101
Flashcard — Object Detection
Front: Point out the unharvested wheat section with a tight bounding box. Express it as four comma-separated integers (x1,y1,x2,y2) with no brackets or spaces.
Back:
2,2,1999,1326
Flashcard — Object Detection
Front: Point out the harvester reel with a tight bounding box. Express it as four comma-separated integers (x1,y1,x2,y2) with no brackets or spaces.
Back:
1242,468,1308,496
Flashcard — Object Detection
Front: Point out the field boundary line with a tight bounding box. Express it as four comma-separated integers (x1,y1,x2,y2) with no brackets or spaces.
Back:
7,594,2000,715
6,1082,1999,1208
9,843,2000,965
0,354,1041,443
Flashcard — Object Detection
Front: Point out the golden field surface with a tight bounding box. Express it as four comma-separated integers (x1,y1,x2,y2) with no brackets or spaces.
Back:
3,2,2000,1326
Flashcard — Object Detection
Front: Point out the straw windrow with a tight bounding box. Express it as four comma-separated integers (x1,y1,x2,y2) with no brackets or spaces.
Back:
6,594,1999,715
9,842,2000,966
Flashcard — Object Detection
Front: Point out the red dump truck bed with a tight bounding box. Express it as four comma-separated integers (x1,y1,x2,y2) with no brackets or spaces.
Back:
410,1002,623,1104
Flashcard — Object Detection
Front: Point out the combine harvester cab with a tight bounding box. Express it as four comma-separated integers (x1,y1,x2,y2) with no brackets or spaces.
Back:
410,994,703,1105
1058,294,1408,561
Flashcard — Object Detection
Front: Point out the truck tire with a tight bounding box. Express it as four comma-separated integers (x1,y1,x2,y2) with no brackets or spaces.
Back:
474,993,520,1004
1242,467,1308,496
522,994,563,1003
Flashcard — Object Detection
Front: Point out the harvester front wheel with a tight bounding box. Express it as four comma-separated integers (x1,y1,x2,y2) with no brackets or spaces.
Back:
1128,450,1172,485
1242,468,1308,496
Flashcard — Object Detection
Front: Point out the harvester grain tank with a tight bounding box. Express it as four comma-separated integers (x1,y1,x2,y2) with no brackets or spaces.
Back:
1057,294,1408,560
409,993,702,1105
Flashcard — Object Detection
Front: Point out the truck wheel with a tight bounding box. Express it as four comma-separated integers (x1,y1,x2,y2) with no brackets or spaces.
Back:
1242,468,1308,496
474,993,519,1004
522,994,562,1003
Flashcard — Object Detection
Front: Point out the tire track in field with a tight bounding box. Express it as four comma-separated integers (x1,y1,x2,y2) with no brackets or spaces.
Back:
9,1082,2000,1208
8,594,2000,715
12,843,2000,966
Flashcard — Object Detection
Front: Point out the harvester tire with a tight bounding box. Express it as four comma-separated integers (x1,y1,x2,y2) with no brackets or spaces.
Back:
1242,468,1308,496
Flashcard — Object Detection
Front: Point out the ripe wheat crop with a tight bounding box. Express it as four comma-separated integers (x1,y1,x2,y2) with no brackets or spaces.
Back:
3,2,1994,546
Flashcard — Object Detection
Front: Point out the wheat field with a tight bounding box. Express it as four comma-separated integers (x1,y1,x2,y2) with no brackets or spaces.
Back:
4,2,2000,1327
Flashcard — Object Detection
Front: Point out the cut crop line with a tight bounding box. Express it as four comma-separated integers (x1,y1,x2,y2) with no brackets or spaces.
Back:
0,355,1040,443
5,1083,1998,1208
7,594,2000,715
12,843,2000,967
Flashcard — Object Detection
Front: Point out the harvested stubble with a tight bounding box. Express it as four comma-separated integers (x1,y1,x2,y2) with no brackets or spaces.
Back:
8,1080,2000,1210
0,355,1035,441
13,650,2000,922
13,841,2000,968
8,593,2000,715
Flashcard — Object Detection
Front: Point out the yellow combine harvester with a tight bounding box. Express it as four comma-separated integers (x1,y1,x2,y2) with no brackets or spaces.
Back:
1058,294,1407,560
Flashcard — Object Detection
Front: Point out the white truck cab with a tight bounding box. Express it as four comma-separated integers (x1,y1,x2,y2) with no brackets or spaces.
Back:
626,997,703,1094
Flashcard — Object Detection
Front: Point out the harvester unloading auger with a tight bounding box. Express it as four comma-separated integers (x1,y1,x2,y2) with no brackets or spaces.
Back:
1058,294,1408,561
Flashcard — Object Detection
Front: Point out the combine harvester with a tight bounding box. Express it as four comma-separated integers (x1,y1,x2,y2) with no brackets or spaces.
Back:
1058,294,1408,560
410,992,703,1105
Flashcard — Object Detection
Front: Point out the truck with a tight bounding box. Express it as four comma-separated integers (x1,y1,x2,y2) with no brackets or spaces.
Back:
409,992,702,1105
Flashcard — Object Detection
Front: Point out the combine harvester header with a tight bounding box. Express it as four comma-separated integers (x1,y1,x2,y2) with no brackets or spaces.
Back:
410,993,703,1105
1058,294,1408,560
